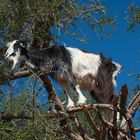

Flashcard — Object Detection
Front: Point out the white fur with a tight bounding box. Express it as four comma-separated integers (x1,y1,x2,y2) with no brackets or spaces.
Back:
11,55,20,69
67,95,75,108
75,84,87,104
5,40,21,69
5,40,17,58
112,61,122,87
66,47,101,106
67,47,101,79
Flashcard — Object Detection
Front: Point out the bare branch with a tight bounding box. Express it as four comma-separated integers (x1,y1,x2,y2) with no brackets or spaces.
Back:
98,112,134,140
135,127,140,132
128,90,140,117
67,104,113,113
120,84,128,109
84,111,100,139
124,113,136,140
0,70,31,85
74,115,95,140
112,95,118,140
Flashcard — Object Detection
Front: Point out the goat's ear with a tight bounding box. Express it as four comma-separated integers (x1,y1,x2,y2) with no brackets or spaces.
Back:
19,41,27,48
20,43,26,48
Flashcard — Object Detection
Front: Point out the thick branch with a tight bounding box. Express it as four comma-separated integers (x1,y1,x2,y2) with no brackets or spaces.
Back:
120,84,128,109
39,74,84,140
67,104,113,113
0,70,32,85
0,113,31,121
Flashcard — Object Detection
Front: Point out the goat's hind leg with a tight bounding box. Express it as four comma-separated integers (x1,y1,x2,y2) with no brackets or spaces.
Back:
64,90,75,108
74,84,87,106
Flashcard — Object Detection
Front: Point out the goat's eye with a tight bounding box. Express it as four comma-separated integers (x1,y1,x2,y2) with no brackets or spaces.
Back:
13,43,20,51
13,46,18,52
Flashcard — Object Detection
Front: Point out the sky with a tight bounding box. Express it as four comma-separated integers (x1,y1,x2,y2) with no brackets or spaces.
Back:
56,0,140,92
58,0,140,138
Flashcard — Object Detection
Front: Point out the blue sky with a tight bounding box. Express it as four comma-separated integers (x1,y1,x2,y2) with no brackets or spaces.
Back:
58,1,140,138
58,0,140,92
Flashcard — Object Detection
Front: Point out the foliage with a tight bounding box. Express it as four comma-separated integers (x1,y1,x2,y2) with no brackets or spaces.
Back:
0,0,115,46
0,81,98,140
127,2,140,31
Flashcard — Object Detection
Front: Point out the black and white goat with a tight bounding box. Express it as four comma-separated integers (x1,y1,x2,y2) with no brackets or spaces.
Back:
5,40,121,108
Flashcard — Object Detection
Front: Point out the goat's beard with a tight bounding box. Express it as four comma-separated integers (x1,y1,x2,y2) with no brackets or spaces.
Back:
8,57,24,71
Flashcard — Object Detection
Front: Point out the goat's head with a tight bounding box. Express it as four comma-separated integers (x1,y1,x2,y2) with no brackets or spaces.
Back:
5,40,27,69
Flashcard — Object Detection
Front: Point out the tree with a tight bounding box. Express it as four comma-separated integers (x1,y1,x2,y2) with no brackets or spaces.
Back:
0,0,140,140
127,2,140,31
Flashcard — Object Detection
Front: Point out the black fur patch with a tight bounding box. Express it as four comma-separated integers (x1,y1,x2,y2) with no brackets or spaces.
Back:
13,41,20,51
23,45,77,84
9,52,16,57
90,54,117,103
13,40,27,56
26,46,72,70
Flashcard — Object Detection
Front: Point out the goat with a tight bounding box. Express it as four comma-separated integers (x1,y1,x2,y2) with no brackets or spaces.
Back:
5,40,121,108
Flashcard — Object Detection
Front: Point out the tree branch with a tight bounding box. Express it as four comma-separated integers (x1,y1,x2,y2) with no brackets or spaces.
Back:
84,111,100,139
124,113,136,140
120,84,128,109
0,113,31,121
74,115,95,140
128,89,140,117
112,95,118,140
0,70,31,85
67,104,113,113
39,74,85,140
135,127,140,132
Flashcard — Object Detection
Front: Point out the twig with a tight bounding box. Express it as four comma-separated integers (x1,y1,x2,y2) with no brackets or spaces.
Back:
128,90,140,117
124,113,136,140
135,127,140,132
84,111,100,139
74,115,94,140
31,77,37,123
112,95,118,140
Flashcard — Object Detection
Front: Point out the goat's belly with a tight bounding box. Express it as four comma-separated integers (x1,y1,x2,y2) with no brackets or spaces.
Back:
78,74,95,91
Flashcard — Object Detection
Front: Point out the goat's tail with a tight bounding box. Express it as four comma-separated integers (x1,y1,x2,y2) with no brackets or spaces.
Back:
112,61,122,87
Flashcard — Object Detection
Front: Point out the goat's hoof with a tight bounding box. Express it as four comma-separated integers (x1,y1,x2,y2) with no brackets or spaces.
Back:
76,102,86,107
66,104,75,109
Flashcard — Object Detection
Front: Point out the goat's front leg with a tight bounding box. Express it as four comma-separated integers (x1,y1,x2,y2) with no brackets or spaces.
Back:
74,84,87,106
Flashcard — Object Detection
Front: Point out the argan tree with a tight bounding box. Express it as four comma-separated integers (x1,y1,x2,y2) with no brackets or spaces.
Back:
0,0,140,140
